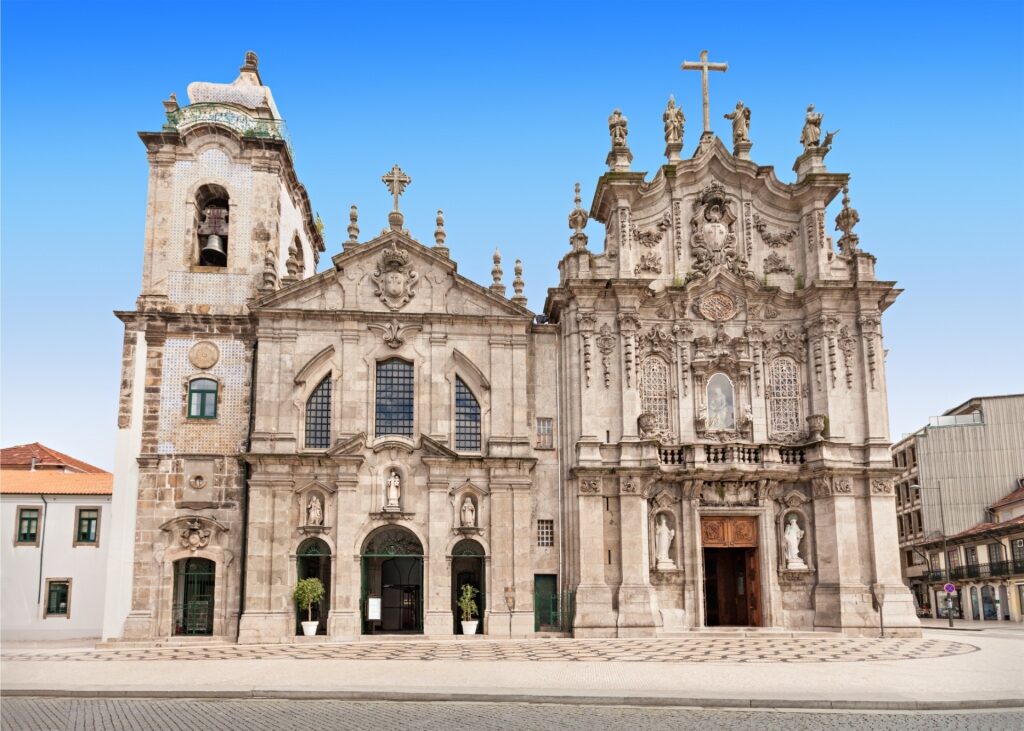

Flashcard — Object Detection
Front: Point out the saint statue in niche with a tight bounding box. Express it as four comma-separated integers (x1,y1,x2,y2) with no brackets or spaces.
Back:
655,513,676,570
385,470,402,510
706,373,735,431
784,515,807,569
306,495,323,526
460,497,476,528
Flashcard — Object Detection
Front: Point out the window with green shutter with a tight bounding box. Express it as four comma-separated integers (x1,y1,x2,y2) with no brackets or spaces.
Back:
16,508,39,545
76,508,99,545
188,378,218,419
45,580,70,617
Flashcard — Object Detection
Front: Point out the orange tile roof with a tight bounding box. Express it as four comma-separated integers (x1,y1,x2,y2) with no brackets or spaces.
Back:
947,514,1024,541
991,482,1024,510
0,471,113,495
0,443,106,473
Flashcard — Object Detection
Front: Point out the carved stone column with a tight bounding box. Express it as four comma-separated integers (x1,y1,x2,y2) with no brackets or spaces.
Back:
616,477,660,636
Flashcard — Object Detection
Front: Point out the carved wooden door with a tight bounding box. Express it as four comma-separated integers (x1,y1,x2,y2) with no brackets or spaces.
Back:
745,548,762,627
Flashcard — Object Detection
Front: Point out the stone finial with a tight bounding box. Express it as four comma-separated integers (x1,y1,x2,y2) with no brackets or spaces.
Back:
259,248,278,293
347,205,360,245
663,95,684,162
490,249,506,297
434,209,449,258
243,51,259,71
239,50,262,85
606,109,633,172
283,244,299,284
835,185,861,255
512,259,527,306
163,92,179,115
568,182,589,251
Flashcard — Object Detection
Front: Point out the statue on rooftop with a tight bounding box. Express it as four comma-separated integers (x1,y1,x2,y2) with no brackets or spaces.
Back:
724,101,751,145
663,96,684,145
608,108,629,148
801,104,824,151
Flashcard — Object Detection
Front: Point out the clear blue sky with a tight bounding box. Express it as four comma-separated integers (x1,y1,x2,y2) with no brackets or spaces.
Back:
2,1,1022,470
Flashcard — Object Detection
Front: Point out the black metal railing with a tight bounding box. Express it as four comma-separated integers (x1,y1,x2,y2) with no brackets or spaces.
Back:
947,560,1024,582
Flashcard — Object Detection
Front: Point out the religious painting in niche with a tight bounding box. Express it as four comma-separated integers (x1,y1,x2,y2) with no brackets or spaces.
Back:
706,373,735,431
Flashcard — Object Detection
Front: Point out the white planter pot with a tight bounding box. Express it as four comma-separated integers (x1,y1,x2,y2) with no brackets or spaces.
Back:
461,620,478,636
301,620,319,636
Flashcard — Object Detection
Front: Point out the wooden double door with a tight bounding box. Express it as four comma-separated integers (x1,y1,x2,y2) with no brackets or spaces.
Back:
701,516,762,627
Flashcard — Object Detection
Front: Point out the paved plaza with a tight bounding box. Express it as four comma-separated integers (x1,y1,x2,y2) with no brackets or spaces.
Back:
3,699,1024,731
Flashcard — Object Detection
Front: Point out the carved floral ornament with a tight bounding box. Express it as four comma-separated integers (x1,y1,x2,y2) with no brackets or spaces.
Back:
871,478,894,495
368,318,421,349
188,341,220,370
812,475,853,498
579,478,601,495
372,242,420,310
693,291,738,321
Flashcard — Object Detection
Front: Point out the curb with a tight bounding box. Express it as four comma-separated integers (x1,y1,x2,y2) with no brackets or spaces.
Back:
2,688,1022,711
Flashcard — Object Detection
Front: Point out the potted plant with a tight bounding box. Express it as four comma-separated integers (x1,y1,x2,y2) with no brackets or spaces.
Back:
293,577,325,637
457,583,479,636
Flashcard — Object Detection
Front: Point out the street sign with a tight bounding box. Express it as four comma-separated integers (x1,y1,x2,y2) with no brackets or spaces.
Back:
943,582,956,594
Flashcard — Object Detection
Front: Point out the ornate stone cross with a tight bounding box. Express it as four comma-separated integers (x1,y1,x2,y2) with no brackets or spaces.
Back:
682,50,728,134
381,164,411,212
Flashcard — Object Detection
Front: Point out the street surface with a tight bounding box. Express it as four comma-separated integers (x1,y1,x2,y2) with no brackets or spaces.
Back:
3,699,1023,731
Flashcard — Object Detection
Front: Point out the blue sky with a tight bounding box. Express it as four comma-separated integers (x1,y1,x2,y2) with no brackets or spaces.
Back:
2,0,1022,470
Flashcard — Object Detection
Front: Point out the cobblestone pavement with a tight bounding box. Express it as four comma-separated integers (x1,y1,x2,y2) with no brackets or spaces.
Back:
0,636,976,664
2,699,1021,731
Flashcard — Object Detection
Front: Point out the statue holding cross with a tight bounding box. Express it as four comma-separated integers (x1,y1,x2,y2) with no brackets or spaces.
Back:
682,50,728,135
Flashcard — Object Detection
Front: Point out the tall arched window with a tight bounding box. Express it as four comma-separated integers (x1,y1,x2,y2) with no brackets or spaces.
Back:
305,376,331,448
376,359,414,437
640,356,670,435
454,377,481,451
768,357,800,437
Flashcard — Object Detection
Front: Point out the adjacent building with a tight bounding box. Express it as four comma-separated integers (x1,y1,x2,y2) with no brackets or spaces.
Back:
103,53,919,643
892,394,1024,618
1,463,113,641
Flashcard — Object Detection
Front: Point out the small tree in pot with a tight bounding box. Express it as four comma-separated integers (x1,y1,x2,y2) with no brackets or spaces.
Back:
294,577,325,636
457,583,480,636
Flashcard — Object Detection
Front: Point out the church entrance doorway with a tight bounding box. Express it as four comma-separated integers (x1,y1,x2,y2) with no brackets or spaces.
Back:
700,516,762,627
360,526,424,634
295,538,330,635
172,557,214,636
451,539,485,634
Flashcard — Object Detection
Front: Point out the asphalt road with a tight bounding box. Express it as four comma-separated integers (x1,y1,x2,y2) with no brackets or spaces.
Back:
2,699,1022,731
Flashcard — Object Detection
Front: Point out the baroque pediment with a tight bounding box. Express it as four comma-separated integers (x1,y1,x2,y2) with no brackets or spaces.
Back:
254,231,530,318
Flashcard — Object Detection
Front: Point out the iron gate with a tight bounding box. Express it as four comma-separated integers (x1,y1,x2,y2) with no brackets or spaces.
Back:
173,558,214,636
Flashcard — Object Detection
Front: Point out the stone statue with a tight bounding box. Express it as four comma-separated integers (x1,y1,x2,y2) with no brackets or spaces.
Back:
655,514,676,570
707,381,735,430
608,108,628,148
784,515,807,569
663,96,684,145
801,104,823,151
385,470,401,510
724,101,750,145
307,495,323,526
460,497,476,527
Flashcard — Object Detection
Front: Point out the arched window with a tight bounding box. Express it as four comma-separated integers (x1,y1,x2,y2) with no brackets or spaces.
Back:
188,378,218,419
376,359,413,437
454,377,481,451
640,356,670,435
305,376,331,448
195,185,229,267
768,357,800,437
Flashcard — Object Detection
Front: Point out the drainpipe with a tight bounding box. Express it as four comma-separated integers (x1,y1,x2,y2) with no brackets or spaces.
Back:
36,495,48,605
236,340,258,643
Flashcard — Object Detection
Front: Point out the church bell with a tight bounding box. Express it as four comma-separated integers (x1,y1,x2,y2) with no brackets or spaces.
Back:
200,234,227,266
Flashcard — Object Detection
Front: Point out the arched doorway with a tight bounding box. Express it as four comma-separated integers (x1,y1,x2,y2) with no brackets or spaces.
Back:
295,538,331,635
981,585,997,620
451,539,485,634
172,557,214,636
361,526,423,634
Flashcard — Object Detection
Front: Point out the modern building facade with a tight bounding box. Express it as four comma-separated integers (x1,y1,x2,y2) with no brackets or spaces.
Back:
104,53,919,643
1,468,113,640
893,394,1024,617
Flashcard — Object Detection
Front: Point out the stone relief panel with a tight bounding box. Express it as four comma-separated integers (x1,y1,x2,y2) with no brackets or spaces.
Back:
371,241,420,310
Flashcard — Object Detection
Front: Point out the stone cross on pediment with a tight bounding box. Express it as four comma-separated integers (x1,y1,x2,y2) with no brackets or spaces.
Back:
382,164,412,231
682,50,728,134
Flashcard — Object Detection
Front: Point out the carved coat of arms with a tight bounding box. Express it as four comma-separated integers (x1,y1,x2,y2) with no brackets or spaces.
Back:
372,242,420,310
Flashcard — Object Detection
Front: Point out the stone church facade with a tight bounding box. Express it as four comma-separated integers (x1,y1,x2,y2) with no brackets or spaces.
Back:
104,53,920,643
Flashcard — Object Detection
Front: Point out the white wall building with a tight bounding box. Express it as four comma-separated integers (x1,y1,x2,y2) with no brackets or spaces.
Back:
1,471,112,640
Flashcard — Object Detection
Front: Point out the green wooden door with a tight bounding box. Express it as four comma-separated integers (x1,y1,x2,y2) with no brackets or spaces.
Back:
534,574,557,631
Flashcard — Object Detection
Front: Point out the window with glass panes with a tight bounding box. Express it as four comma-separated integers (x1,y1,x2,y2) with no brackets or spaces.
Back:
17,508,39,544
454,377,481,451
375,359,414,437
187,378,218,418
537,519,554,547
76,508,99,544
536,418,553,448
45,580,70,617
305,376,332,448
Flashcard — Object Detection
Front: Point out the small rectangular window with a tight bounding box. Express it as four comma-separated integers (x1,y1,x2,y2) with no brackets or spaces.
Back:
45,580,70,617
75,508,100,545
536,418,553,449
16,508,39,545
187,378,218,419
537,519,554,547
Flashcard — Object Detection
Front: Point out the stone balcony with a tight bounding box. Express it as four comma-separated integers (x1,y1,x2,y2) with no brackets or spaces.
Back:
657,442,820,472
165,103,292,151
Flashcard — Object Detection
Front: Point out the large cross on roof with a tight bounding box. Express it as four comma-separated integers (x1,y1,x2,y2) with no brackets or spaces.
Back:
382,164,411,213
682,50,728,134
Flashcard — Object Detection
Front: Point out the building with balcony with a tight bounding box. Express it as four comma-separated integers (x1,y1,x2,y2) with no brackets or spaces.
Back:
892,394,1024,617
